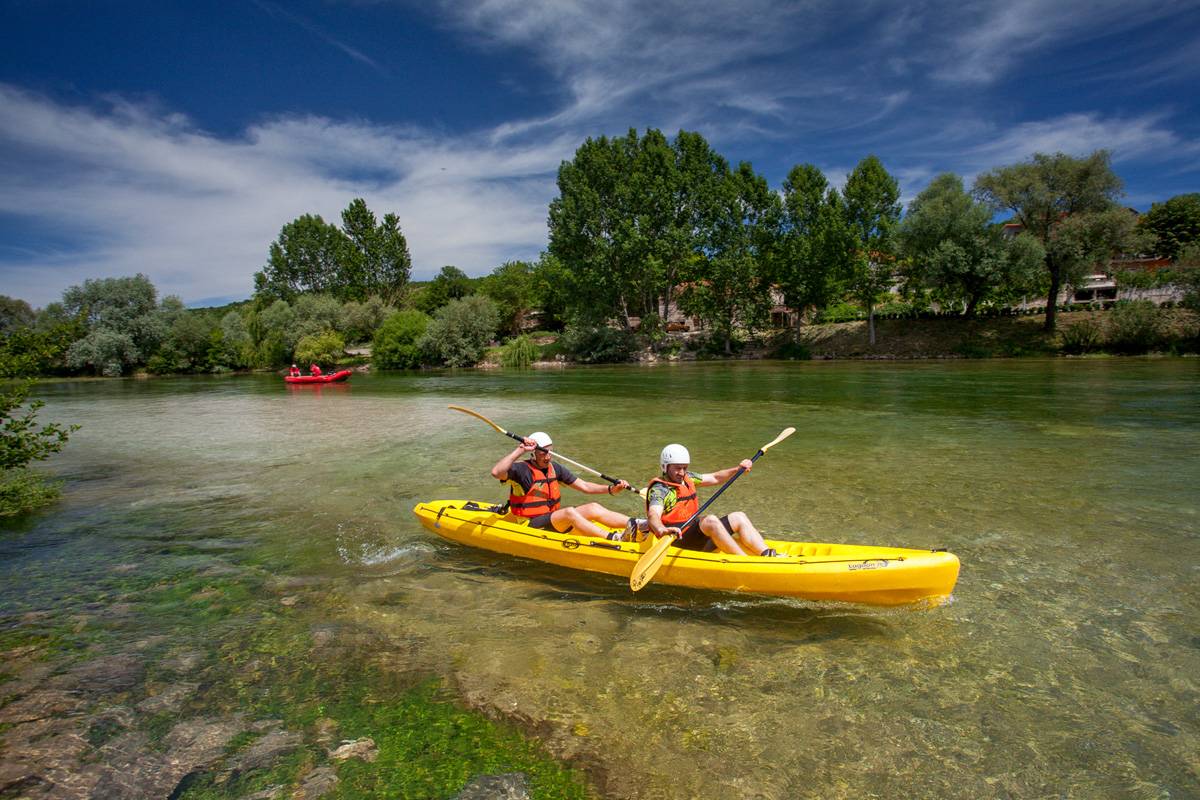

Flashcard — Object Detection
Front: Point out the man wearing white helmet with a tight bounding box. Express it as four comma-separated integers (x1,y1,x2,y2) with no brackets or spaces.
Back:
491,431,636,539
645,443,779,557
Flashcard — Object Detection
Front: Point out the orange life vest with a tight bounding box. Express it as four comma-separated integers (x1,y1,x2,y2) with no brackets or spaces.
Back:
646,475,699,526
508,461,562,517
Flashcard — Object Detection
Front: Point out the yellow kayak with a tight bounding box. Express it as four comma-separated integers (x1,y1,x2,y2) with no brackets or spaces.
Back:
413,500,960,607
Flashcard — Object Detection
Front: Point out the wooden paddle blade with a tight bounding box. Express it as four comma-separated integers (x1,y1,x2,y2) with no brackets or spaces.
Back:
629,534,677,591
761,426,796,453
447,405,507,435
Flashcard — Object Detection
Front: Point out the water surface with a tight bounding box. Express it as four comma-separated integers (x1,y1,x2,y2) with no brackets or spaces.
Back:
5,359,1199,798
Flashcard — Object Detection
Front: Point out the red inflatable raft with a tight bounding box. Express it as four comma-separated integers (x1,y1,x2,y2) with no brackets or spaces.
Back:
285,369,352,384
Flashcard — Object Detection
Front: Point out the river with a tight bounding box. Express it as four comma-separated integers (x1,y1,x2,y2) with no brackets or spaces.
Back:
3,359,1198,799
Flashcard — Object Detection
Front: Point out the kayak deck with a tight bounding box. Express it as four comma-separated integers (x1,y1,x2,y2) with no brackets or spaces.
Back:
413,499,959,607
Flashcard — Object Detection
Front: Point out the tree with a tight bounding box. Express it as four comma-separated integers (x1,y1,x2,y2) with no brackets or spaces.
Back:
0,296,35,332
974,150,1132,332
682,162,780,353
255,215,351,301
418,296,499,367
1138,193,1200,260
547,128,727,327
415,266,475,314
59,274,169,375
373,310,430,369
842,156,902,345
899,173,1043,316
481,261,537,337
340,198,413,304
775,164,852,324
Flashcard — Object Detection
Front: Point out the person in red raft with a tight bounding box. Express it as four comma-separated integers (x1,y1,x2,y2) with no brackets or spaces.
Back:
288,364,302,377
491,431,637,540
309,363,323,376
646,443,781,557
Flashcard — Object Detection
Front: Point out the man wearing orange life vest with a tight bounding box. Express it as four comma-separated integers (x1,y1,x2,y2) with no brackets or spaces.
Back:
491,431,635,539
646,443,779,557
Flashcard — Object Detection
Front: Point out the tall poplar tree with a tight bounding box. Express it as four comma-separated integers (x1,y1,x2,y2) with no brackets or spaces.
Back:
842,156,901,345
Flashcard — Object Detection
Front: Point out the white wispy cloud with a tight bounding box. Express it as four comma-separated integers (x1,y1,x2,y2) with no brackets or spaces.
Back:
0,84,565,307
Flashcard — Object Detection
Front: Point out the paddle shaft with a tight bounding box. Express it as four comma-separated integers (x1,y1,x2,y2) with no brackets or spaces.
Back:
447,405,631,487
630,427,795,592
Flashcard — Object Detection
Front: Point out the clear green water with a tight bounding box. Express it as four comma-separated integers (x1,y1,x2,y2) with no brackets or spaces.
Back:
4,360,1199,798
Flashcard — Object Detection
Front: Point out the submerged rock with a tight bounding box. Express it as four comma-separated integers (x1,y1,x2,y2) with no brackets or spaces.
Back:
453,772,531,800
329,737,377,762
229,729,304,773
292,765,338,799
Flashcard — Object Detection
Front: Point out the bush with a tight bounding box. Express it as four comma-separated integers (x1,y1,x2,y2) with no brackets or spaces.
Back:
1104,301,1164,354
373,310,430,369
816,302,865,323
770,332,811,360
0,469,62,517
1059,317,1104,355
294,330,346,365
341,296,393,344
500,335,539,368
560,323,637,363
418,296,499,367
1,381,76,516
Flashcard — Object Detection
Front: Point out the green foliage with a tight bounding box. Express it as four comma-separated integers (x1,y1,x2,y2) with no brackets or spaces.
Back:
293,330,346,366
900,173,1044,316
372,310,430,369
414,266,476,314
973,151,1132,331
817,302,865,323
60,274,166,375
548,128,731,325
683,162,780,354
418,296,499,367
480,261,537,337
499,334,539,368
1138,193,1200,260
340,296,393,344
0,468,63,518
0,324,77,378
339,198,413,304
1,380,77,472
1104,300,1164,353
0,296,35,332
1176,259,1200,312
255,199,412,303
560,322,637,363
776,164,852,319
1058,317,1104,354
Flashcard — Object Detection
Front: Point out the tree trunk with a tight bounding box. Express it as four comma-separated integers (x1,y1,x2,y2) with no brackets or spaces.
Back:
964,295,978,319
1043,266,1062,332
867,303,876,346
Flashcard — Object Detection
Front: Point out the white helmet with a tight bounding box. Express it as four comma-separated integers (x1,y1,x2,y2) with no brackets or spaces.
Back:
660,443,691,472
529,431,553,449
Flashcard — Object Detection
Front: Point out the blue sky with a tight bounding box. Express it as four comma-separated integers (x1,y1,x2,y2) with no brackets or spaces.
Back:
2,0,1198,308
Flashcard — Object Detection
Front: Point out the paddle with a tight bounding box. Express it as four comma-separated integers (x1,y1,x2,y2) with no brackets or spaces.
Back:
447,405,644,497
629,426,796,592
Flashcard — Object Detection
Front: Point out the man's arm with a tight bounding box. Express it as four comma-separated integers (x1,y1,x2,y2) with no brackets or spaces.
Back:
697,460,753,486
563,477,631,495
491,440,535,481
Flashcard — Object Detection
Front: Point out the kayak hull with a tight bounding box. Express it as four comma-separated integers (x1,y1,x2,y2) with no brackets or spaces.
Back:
284,369,352,384
413,500,960,607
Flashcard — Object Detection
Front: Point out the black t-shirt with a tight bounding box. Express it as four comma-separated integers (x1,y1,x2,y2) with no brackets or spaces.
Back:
506,459,577,491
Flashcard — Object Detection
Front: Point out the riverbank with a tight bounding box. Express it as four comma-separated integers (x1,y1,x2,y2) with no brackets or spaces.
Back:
496,308,1198,368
